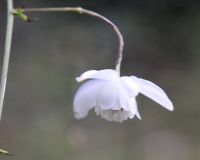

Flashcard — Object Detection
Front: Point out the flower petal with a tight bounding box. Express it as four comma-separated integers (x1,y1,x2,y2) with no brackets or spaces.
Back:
118,86,130,111
73,80,105,119
96,81,119,110
76,70,97,82
131,76,173,111
76,69,118,82
120,76,140,97
129,98,141,119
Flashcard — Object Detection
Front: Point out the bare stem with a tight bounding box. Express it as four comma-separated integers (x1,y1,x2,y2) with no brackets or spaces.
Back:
0,0,14,120
23,7,124,74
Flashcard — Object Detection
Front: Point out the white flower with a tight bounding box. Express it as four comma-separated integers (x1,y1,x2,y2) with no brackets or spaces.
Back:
73,69,173,122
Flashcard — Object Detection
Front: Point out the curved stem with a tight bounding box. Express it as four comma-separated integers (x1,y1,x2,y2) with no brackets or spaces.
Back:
23,7,124,74
0,0,14,120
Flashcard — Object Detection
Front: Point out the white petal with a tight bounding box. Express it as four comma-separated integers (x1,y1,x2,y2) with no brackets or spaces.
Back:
76,70,97,82
120,76,140,97
73,80,105,119
76,69,118,82
96,81,119,110
129,98,141,119
131,76,173,111
119,77,140,112
128,112,134,119
118,86,130,111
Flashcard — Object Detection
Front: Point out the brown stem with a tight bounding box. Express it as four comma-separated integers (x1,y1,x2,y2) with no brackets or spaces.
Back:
23,7,124,74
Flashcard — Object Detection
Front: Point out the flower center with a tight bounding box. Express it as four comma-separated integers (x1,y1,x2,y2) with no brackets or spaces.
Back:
112,108,123,113
111,109,124,121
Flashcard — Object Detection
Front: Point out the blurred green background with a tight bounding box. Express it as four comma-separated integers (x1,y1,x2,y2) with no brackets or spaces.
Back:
1,0,200,160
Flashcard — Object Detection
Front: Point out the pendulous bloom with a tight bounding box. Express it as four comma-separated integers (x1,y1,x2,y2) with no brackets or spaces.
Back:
73,69,173,122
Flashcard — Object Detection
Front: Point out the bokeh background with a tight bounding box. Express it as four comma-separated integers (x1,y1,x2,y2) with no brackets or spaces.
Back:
1,0,200,160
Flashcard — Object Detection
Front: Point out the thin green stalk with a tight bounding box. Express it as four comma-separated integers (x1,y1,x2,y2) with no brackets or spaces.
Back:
0,0,14,119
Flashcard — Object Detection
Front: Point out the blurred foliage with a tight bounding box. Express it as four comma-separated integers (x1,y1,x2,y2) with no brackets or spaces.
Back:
0,0,200,160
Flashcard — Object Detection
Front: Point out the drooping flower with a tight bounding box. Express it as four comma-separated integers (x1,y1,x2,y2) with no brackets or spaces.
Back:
73,69,173,122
